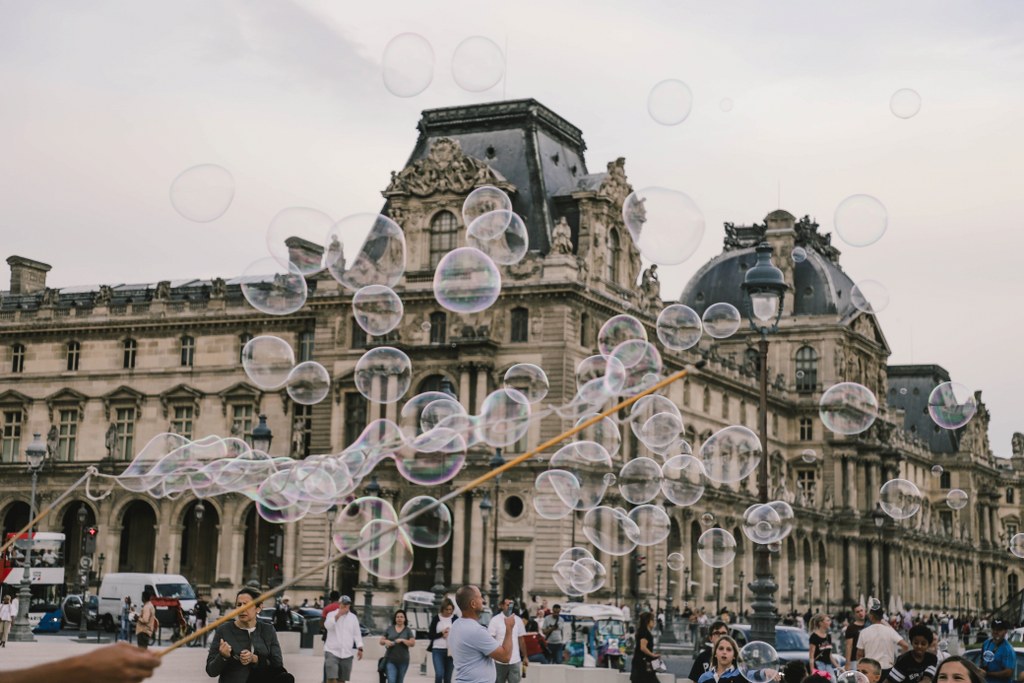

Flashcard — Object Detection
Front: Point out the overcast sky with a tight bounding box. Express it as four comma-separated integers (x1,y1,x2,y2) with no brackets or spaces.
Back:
1,0,1022,455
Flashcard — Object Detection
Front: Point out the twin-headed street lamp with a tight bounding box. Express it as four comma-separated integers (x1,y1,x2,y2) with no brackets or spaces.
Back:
9,433,47,642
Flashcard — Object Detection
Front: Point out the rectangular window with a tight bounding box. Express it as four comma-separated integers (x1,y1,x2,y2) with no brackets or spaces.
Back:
66,342,81,371
115,407,136,460
510,308,529,343
299,331,315,362
232,404,254,444
180,336,195,367
771,412,779,436
11,344,25,374
239,334,253,364
940,510,954,536
343,392,368,447
797,470,817,506
57,409,78,461
1008,523,1020,539
351,319,367,349
799,417,814,441
292,405,313,457
429,312,447,345
1,411,22,463
172,406,194,440
123,339,137,370
721,395,730,420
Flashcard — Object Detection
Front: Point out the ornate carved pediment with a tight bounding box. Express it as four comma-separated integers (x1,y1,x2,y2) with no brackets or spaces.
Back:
159,384,203,418
793,215,841,263
45,387,88,421
384,138,514,198
102,385,146,421
0,389,31,406
217,382,263,416
596,157,632,205
850,314,885,345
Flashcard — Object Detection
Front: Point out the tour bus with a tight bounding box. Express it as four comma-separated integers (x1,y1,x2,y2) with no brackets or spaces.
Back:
0,532,67,628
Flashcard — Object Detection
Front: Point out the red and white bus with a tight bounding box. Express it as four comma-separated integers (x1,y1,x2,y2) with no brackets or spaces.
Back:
0,532,67,610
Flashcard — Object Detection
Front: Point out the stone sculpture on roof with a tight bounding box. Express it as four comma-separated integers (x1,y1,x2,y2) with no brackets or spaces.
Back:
385,138,509,197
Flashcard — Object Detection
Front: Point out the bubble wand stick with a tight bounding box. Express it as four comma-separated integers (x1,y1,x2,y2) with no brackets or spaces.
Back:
159,361,705,656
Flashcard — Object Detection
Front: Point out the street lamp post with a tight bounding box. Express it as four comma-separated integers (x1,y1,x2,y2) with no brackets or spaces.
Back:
479,493,492,601
825,579,831,616
655,563,663,627
488,449,504,614
163,553,170,573
9,433,47,642
788,575,796,615
808,576,814,612
251,414,273,453
714,569,722,615
939,581,949,612
663,580,677,643
612,559,621,607
739,571,746,619
76,505,90,639
98,553,105,583
325,504,337,599
741,242,788,648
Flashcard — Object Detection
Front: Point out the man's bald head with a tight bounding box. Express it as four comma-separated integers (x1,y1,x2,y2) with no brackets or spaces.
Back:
456,585,480,613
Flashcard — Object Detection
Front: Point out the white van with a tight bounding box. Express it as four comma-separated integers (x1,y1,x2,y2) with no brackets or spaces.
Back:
98,573,197,630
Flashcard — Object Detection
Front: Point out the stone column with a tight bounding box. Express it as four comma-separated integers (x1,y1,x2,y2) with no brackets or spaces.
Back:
168,523,184,574
229,523,247,587
469,493,485,585
283,520,298,579
368,376,382,423
458,366,472,412
451,496,466,584
475,366,490,412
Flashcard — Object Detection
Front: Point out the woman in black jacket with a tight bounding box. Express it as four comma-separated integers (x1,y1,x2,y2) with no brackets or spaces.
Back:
206,588,288,683
426,598,458,683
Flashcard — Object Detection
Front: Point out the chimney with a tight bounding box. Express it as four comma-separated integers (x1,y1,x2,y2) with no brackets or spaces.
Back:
284,236,324,274
763,210,797,315
7,256,52,295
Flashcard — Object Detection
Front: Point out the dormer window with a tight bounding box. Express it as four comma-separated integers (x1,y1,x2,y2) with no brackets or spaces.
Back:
430,211,458,269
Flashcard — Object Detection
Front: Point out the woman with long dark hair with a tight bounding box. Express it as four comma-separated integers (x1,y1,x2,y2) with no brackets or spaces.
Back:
381,609,416,683
630,612,661,683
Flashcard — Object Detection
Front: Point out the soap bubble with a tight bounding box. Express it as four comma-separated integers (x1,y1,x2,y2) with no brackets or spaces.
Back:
661,454,706,507
573,414,621,459
603,472,617,486
559,547,594,563
608,340,663,395
1010,533,1024,559
503,364,549,404
333,497,399,558
169,164,234,223
837,672,869,683
931,465,944,477
700,512,716,528
285,361,331,405
395,430,466,486
617,457,664,504
382,33,434,98
399,392,458,442
573,354,626,408
656,304,703,351
800,449,817,464
890,88,922,119
467,210,529,265
742,501,794,545
648,79,693,125
697,527,737,568
570,557,607,593
667,552,685,571
265,206,335,276
598,314,648,356
240,258,308,316
628,504,672,546
353,285,405,336
946,489,969,510
702,303,742,339
433,247,501,314
355,347,412,404
792,247,807,263
834,194,887,248
879,478,923,520
700,425,762,484
452,36,504,92
739,641,780,683
533,470,581,520
582,506,640,555
361,521,415,580
479,389,532,448
552,560,585,597
851,280,890,314
325,213,407,291
463,186,512,226
927,382,977,430
622,187,705,266
629,395,683,448
719,98,734,113
550,441,613,511
983,651,996,664
242,336,296,389
399,496,452,547
819,382,878,435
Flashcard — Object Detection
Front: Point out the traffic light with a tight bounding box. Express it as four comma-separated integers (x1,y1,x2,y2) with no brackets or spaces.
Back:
84,526,98,555
637,554,647,576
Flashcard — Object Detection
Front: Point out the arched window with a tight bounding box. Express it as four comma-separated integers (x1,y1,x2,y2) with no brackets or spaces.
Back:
608,229,621,282
511,307,529,343
180,335,195,367
123,338,137,370
66,341,81,371
795,346,818,393
429,312,447,344
429,211,458,268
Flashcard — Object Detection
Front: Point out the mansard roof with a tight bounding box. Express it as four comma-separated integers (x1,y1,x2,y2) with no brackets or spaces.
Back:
886,364,961,454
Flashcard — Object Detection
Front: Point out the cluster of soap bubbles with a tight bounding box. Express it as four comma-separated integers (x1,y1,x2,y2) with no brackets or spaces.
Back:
552,547,608,597
382,33,505,97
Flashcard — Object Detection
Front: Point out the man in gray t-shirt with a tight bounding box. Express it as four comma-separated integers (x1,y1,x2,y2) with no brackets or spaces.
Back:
449,585,516,683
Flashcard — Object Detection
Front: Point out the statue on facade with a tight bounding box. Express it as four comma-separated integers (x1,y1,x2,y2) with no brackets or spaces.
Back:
105,423,118,459
640,265,661,310
1012,432,1024,457
551,217,574,255
822,485,834,510
210,277,226,298
291,418,306,456
95,285,113,305
154,280,171,301
46,426,58,458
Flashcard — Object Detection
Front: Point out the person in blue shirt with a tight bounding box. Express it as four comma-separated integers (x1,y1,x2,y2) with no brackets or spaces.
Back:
697,635,747,683
979,619,1015,683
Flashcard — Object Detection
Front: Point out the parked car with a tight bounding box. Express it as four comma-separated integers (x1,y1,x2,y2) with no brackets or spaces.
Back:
729,624,847,668
61,594,102,629
257,608,305,632
963,646,1024,679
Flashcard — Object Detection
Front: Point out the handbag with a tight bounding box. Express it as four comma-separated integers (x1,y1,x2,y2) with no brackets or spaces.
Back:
378,657,388,674
645,657,667,673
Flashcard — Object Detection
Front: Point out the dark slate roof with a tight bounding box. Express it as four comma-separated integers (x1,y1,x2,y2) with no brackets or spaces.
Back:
886,364,961,454
408,99,590,255
679,241,856,318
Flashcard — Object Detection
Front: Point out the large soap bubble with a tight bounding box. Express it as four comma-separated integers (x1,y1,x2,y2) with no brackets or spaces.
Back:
851,280,890,314
946,489,969,510
661,454,706,506
467,210,529,265
285,361,331,405
890,88,922,119
573,413,621,459
699,426,762,484
628,504,671,546
647,79,693,126
819,382,878,435
550,441,613,511
325,213,407,291
353,285,405,336
395,430,466,486
240,258,308,316
242,336,295,389
452,36,505,92
927,382,977,430
533,470,581,520
398,496,452,548
879,478,922,520
265,206,335,276
622,187,705,266
629,395,683,449
1010,533,1024,559
608,340,662,395
598,314,648,356
503,364,549,404
739,641,781,683
355,347,412,404
697,528,737,568
382,33,434,98
667,552,685,571
742,501,794,545
702,303,742,339
433,247,501,314
463,186,512,226
656,304,703,351
478,388,531,448
834,194,887,248
617,457,663,504
169,164,234,223
582,506,640,555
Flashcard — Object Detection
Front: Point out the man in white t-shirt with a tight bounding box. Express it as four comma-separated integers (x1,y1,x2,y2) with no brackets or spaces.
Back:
488,597,527,683
449,585,516,683
856,605,909,678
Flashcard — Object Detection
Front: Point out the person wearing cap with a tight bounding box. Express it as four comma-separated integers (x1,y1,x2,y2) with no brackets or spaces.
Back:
979,620,1015,683
856,604,908,680
324,595,364,683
